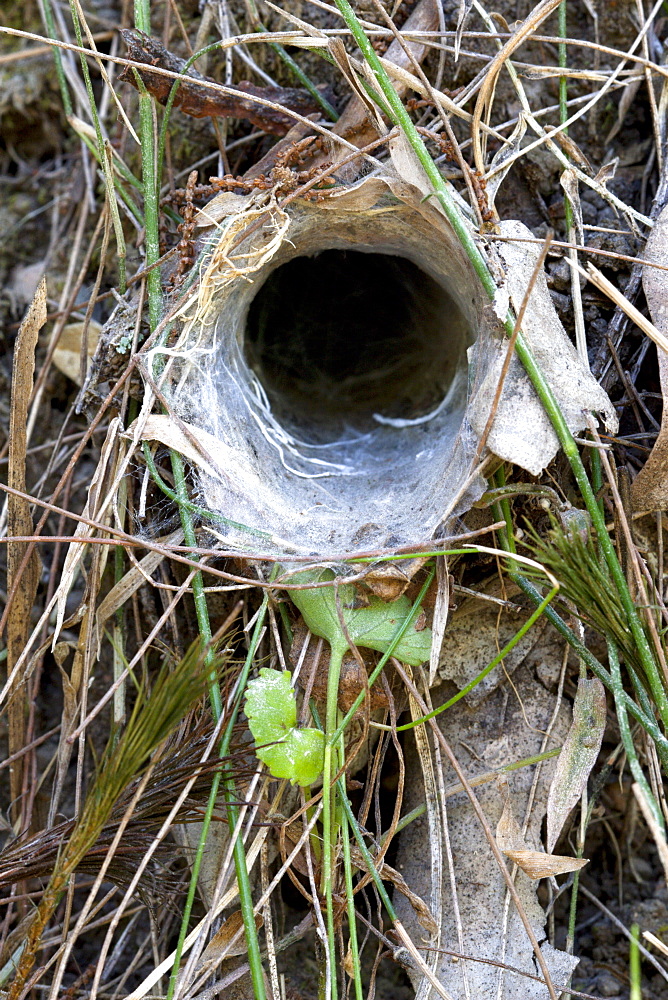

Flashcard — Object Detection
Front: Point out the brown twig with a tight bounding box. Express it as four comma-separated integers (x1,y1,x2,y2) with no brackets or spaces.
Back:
119,29,327,136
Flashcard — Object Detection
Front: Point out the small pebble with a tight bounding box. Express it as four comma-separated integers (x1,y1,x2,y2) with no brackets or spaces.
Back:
549,289,571,314
581,200,598,225
596,972,622,996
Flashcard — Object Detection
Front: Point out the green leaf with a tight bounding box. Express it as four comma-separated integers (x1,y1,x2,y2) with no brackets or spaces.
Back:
287,569,432,666
244,669,325,786
245,668,296,744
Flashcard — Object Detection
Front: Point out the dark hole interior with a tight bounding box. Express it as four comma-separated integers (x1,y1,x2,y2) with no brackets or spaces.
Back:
244,249,467,436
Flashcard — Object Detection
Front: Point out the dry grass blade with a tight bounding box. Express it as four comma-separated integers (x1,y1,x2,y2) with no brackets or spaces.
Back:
471,0,563,172
579,261,668,355
6,277,46,826
4,642,227,998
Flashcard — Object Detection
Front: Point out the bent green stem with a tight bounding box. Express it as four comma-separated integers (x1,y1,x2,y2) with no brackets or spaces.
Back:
340,763,364,1000
394,581,557,731
607,638,664,830
321,641,346,1000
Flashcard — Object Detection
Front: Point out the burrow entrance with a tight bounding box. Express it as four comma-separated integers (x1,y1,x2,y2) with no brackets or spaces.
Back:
244,249,471,438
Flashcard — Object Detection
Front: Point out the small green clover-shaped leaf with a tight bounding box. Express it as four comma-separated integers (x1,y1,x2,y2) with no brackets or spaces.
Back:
288,569,432,666
244,669,324,786
255,727,325,787
245,668,296,743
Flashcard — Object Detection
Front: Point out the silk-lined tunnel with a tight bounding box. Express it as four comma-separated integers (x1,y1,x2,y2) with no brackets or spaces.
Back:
243,248,471,439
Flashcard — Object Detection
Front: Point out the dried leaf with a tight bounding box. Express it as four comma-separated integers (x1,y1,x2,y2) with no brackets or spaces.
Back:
547,677,606,852
486,113,528,210
362,557,428,603
198,910,263,966
7,276,46,815
593,158,618,187
344,943,355,979
395,662,577,998
502,849,589,879
605,77,642,144
481,221,618,476
495,784,526,853
328,38,379,122
280,816,315,877
194,190,260,227
52,320,101,385
631,203,668,510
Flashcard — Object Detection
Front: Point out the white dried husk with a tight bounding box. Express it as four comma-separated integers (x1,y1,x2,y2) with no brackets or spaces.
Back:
142,166,616,557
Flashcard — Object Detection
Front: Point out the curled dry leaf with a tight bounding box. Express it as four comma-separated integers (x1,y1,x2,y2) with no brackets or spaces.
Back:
631,202,668,510
496,758,591,880
547,677,606,853
361,556,430,602
502,849,589,880
495,779,527,853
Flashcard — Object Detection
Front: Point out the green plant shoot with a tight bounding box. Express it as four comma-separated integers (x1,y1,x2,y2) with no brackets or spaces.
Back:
245,669,325,786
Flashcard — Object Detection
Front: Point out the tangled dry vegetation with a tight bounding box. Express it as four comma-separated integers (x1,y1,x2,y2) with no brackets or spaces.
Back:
4,0,668,997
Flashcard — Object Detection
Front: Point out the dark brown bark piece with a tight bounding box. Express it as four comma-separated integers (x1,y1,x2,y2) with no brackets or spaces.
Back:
119,29,325,136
